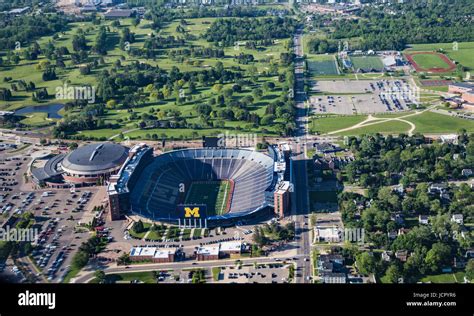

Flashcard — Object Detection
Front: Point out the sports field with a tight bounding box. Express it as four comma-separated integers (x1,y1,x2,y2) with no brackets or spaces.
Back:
405,52,456,73
412,54,452,69
350,56,384,71
405,41,474,70
184,181,231,216
308,59,339,75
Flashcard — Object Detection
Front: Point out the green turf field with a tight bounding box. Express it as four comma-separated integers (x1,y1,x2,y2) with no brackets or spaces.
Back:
350,56,384,71
405,41,474,70
184,181,231,216
411,54,451,69
308,59,339,75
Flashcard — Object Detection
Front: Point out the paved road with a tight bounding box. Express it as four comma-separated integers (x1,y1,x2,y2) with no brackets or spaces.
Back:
290,26,312,283
73,255,306,283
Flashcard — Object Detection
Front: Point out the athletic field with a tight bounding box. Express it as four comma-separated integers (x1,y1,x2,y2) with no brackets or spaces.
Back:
350,56,384,71
184,181,232,216
308,60,339,75
404,52,456,73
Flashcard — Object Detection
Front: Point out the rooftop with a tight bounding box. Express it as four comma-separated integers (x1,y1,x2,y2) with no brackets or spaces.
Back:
130,247,176,258
450,82,474,90
103,9,134,18
154,249,176,259
196,245,219,256
219,241,242,252
61,142,129,173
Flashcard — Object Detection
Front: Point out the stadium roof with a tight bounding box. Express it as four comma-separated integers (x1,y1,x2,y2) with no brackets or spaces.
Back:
61,143,129,173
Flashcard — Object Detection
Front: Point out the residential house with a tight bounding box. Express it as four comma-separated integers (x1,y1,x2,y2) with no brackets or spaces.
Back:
418,215,429,225
451,214,464,225
387,231,398,239
462,169,473,177
398,228,410,236
381,251,392,262
395,250,408,262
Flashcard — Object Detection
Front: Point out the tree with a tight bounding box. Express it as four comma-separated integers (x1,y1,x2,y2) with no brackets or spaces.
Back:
424,242,451,273
212,84,223,93
466,259,474,281
384,264,402,283
72,251,89,269
94,270,106,283
132,220,145,234
106,99,117,109
117,253,131,266
356,252,377,276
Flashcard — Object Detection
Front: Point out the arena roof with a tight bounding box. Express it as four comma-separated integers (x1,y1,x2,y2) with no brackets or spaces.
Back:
61,143,129,174
31,154,65,182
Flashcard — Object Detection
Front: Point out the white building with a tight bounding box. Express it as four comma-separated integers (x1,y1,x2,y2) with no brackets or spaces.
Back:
314,226,342,243
418,215,429,225
451,214,464,225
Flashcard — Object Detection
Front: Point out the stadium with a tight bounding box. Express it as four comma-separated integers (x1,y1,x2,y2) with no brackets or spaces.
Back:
31,142,129,187
107,144,288,227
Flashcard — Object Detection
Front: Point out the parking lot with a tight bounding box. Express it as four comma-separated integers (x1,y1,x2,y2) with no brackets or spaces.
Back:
29,189,97,282
0,156,28,219
216,262,295,283
146,261,296,284
310,79,417,114
0,151,98,282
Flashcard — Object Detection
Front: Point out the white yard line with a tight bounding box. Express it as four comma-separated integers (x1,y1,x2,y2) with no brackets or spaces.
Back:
218,181,230,215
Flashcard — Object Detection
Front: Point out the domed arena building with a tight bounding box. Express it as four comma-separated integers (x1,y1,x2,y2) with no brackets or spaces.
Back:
31,142,129,187
61,143,129,185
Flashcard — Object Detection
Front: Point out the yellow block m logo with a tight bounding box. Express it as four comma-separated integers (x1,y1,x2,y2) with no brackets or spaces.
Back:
184,207,200,218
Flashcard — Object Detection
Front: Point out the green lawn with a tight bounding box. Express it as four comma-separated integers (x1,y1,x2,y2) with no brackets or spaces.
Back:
335,120,412,136
212,267,221,281
310,115,368,134
90,271,157,284
405,112,474,134
309,109,474,137
425,86,449,93
19,112,57,127
419,273,457,283
2,16,290,140
373,112,415,119
129,223,151,239
62,265,82,284
192,228,202,239
182,229,192,240
146,229,165,241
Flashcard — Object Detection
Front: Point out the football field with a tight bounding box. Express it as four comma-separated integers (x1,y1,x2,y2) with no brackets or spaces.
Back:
184,181,231,216
350,56,384,71
308,60,339,75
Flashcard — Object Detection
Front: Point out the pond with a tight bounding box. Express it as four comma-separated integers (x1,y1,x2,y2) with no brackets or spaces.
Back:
14,104,65,119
